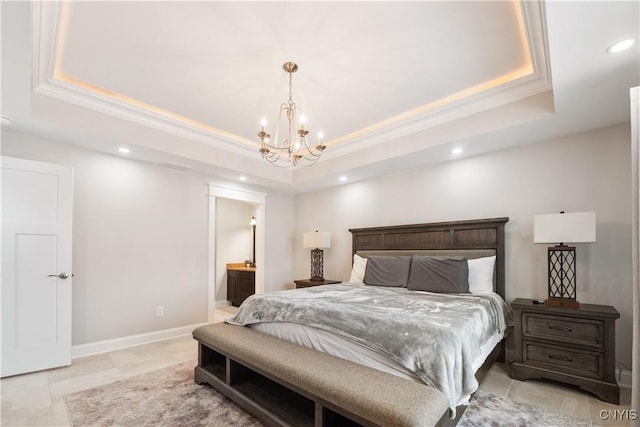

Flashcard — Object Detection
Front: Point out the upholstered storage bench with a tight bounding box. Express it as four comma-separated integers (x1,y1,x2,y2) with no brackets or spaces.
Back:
193,323,451,427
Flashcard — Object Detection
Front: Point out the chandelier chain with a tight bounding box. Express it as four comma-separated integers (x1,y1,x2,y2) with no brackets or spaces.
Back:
288,71,293,105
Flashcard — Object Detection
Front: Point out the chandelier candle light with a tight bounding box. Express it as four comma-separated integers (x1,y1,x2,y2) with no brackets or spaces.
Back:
258,62,326,167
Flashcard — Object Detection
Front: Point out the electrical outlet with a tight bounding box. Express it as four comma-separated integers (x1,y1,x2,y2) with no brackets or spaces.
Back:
156,306,164,317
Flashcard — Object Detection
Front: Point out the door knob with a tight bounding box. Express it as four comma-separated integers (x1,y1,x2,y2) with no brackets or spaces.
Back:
48,272,70,280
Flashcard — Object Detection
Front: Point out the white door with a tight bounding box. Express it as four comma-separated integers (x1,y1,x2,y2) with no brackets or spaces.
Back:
1,156,73,377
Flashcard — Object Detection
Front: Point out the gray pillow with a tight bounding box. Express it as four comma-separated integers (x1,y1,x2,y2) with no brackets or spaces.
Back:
363,256,412,287
407,256,469,293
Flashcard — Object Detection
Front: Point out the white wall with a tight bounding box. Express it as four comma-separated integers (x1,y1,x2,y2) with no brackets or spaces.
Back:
263,191,296,292
294,123,633,368
3,123,632,368
1,130,296,345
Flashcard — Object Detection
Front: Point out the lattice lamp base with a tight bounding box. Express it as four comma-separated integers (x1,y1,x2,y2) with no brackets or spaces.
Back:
309,248,325,281
545,245,579,308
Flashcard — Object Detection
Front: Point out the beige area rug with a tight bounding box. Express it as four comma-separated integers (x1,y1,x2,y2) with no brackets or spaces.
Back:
65,362,590,427
64,362,261,426
458,390,590,427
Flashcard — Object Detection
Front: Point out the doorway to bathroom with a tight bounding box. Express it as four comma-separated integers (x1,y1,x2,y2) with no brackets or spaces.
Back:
207,184,266,323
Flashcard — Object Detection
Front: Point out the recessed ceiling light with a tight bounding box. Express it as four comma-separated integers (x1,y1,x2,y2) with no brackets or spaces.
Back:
452,148,463,155
239,176,247,181
339,176,347,182
118,147,130,154
607,38,635,54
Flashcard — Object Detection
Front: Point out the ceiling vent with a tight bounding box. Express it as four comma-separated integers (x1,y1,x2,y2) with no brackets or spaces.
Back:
159,160,192,171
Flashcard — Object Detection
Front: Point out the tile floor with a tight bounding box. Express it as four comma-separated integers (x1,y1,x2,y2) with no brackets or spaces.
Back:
0,305,632,426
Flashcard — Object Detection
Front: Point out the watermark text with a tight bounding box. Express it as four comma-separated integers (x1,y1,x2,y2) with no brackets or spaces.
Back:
599,409,638,421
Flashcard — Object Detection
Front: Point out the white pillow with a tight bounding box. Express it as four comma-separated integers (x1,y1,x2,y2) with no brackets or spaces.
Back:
468,255,496,294
349,254,367,285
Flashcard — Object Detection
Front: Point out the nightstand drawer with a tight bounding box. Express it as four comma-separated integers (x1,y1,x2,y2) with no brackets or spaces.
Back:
523,341,603,380
523,313,603,348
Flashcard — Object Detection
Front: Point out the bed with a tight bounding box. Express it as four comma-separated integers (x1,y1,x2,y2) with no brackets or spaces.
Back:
225,217,511,424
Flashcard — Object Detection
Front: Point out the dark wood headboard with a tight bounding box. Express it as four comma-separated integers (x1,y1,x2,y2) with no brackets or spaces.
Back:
349,217,509,298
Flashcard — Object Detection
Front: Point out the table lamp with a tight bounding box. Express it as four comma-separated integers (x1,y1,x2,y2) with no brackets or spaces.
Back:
303,231,331,281
534,211,596,307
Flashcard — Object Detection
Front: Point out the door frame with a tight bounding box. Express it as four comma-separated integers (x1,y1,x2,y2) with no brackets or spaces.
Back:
207,184,266,323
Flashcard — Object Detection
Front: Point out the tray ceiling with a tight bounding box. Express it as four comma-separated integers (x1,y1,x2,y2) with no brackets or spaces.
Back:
19,1,640,192
52,1,534,149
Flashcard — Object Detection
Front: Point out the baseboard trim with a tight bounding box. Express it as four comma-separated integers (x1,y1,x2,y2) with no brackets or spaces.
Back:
215,300,231,308
616,368,632,388
71,322,208,359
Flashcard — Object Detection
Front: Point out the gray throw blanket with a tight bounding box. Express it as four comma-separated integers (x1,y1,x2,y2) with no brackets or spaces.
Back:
226,284,510,411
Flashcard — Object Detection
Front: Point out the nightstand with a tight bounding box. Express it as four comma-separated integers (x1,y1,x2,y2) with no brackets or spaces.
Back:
294,279,341,289
510,298,619,404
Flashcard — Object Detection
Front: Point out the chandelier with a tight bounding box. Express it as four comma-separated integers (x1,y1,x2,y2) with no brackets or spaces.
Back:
258,62,326,167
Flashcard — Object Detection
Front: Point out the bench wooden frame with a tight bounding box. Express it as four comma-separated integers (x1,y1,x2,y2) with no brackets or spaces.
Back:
194,322,453,427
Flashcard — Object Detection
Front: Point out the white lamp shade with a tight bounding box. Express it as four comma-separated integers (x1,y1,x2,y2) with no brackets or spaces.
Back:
534,211,596,244
303,231,331,249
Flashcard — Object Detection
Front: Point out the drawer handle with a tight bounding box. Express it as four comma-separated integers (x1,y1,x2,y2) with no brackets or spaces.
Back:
548,354,573,362
548,324,573,333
